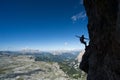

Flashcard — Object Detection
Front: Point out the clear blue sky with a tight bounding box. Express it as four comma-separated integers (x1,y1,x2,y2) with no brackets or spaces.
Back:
0,0,88,51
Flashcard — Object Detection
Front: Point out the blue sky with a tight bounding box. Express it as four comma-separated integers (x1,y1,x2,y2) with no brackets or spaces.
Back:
0,0,88,51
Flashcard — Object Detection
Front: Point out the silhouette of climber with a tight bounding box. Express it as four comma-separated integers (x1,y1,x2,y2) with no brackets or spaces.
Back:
76,35,88,47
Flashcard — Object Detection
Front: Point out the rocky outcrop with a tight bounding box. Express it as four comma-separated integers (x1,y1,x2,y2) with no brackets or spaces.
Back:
76,50,85,63
80,0,120,80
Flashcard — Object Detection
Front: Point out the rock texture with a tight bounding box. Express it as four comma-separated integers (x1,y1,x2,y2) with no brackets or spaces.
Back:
76,50,85,63
80,0,120,80
0,55,70,80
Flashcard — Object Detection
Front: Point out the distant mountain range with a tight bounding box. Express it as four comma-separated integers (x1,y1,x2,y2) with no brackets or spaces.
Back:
35,51,79,62
0,50,82,62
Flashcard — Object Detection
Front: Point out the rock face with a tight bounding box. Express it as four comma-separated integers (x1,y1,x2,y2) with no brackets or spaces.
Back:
76,50,85,63
80,0,120,80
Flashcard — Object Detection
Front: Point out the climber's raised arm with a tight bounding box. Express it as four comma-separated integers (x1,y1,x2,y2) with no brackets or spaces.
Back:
75,35,80,38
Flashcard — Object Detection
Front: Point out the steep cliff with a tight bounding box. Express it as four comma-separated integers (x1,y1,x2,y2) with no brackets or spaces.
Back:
80,0,120,80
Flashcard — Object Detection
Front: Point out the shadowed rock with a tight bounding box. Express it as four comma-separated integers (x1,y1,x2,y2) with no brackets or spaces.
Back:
80,0,120,80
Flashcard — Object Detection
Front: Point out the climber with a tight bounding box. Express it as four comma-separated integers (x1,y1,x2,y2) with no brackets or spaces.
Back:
76,35,88,47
